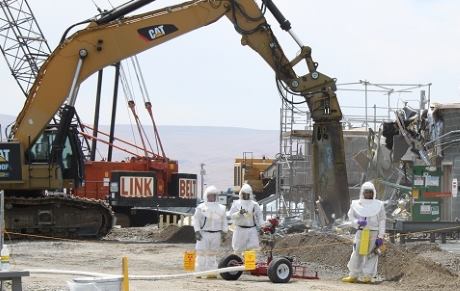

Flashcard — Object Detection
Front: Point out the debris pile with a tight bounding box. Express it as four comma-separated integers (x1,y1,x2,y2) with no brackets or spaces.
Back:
166,225,195,243
274,231,351,276
157,225,181,242
103,225,161,242
103,224,198,243
104,225,460,289
274,231,460,289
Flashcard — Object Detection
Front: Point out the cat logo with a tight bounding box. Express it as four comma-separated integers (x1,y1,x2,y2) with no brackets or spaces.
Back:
138,24,178,42
0,144,21,180
0,149,10,171
148,25,165,40
0,149,10,162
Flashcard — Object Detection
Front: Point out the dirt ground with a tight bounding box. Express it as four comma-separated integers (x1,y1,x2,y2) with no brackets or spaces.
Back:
4,226,460,291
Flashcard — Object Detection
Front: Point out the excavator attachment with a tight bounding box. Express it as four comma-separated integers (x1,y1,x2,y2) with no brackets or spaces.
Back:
313,122,349,224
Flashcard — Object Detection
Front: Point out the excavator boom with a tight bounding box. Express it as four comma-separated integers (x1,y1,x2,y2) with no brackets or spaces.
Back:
3,0,349,224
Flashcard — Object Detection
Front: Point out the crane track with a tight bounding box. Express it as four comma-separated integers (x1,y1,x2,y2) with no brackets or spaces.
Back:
4,195,114,239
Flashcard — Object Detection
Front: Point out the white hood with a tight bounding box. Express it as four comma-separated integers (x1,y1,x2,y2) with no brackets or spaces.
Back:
239,183,255,200
204,185,218,202
351,181,382,217
202,185,222,218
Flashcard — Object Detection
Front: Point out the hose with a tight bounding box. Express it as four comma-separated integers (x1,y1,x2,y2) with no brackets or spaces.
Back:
26,265,246,281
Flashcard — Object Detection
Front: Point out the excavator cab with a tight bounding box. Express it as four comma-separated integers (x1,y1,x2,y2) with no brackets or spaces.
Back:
0,124,113,238
28,125,85,190
28,132,52,162
0,124,85,194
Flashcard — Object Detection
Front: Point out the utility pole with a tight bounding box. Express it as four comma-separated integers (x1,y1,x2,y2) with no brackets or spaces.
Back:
200,163,206,200
387,90,393,120
373,104,377,132
364,80,368,128
420,90,426,110
359,80,369,128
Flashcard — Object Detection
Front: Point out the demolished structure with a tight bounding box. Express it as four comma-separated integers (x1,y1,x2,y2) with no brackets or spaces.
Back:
354,101,460,242
240,81,460,237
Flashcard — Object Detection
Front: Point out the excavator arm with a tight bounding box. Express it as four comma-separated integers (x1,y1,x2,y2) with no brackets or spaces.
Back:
8,0,349,222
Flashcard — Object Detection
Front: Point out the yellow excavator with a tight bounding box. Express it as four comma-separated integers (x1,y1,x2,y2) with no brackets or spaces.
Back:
0,0,349,238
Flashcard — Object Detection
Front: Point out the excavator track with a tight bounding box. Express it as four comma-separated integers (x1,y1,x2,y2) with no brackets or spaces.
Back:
4,195,114,239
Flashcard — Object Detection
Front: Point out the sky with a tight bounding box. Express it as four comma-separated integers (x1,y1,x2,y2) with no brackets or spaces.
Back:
1,0,460,130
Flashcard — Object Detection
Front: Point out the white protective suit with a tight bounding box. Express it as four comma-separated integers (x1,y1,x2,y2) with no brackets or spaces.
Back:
347,181,386,279
193,185,228,272
228,184,264,254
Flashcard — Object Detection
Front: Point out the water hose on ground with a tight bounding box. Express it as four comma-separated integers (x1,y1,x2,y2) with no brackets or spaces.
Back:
26,265,246,281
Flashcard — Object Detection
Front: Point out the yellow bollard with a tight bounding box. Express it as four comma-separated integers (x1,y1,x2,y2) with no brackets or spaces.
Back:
173,215,177,225
159,215,164,229
122,256,129,291
358,228,370,255
166,215,171,226
179,215,184,227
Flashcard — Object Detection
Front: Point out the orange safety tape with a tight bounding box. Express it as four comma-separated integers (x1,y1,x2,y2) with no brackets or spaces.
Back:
3,224,459,255
4,231,81,242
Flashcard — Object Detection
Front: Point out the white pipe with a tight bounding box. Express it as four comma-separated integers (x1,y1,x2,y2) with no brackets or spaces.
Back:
130,266,246,280
26,265,246,281
27,269,117,278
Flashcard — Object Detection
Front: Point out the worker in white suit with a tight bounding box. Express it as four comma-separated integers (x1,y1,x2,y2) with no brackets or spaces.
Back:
342,181,386,284
228,184,264,254
193,185,228,277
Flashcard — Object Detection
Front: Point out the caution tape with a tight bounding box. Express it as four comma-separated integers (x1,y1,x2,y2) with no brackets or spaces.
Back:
4,231,81,242
387,224,460,238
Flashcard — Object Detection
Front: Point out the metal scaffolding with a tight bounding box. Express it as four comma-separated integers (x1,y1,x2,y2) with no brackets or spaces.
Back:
270,80,433,224
337,81,432,130
275,94,315,221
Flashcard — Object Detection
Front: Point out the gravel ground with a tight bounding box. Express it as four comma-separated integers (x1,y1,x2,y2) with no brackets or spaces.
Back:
3,226,459,290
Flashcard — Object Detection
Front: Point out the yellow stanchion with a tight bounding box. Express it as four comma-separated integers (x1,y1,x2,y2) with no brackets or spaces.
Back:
122,256,129,291
243,250,256,270
183,251,196,271
358,228,370,255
